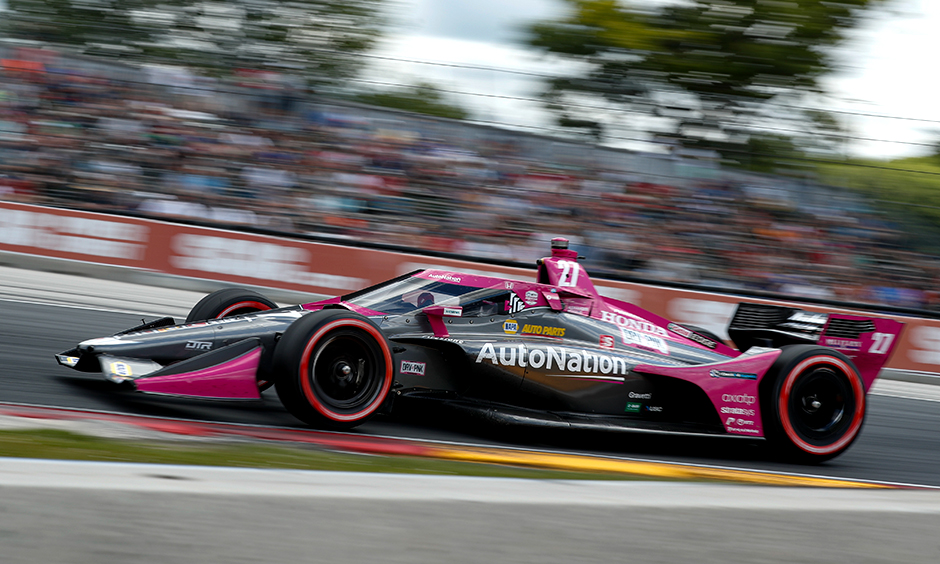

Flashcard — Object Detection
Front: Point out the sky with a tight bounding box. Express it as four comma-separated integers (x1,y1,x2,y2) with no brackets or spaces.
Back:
365,0,940,160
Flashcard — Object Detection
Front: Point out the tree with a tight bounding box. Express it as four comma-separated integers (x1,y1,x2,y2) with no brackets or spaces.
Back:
525,0,883,167
2,0,385,91
350,83,470,120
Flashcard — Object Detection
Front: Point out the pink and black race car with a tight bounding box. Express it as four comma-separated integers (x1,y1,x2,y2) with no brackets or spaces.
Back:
56,238,903,462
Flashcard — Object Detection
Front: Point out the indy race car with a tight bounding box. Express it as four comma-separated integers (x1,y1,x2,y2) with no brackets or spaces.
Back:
57,238,903,462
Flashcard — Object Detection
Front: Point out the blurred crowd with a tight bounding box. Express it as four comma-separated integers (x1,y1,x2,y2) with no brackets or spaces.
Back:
1,54,938,310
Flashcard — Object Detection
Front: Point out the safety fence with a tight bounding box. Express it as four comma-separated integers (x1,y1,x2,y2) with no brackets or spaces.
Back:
2,200,939,375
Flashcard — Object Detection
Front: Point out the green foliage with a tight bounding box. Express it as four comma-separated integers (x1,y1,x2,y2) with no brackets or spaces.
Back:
525,0,884,163
2,0,386,89
817,157,940,252
350,83,470,120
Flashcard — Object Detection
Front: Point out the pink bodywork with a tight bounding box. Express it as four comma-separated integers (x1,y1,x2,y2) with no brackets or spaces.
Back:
816,315,904,392
135,346,263,400
635,350,781,437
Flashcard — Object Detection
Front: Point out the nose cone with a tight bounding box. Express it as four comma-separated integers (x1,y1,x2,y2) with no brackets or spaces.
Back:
78,336,141,352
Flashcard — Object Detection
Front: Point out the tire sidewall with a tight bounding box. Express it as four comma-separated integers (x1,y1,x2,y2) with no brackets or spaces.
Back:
185,288,278,323
274,310,393,428
762,344,865,462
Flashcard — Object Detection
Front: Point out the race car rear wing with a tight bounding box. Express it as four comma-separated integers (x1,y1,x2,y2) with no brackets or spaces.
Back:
727,302,903,390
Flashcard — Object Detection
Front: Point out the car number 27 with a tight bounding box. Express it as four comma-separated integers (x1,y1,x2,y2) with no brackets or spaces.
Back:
558,260,581,287
869,332,895,354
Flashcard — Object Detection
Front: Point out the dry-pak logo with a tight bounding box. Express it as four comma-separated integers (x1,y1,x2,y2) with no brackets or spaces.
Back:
506,293,526,314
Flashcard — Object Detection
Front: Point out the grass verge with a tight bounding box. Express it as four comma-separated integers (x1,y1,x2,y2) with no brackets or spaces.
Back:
0,429,640,481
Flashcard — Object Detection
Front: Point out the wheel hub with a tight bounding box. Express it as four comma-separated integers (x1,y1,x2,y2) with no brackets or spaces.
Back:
802,394,822,414
333,361,354,384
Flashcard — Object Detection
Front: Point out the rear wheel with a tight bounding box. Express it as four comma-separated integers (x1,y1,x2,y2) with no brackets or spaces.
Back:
273,310,393,429
186,288,279,389
761,345,865,463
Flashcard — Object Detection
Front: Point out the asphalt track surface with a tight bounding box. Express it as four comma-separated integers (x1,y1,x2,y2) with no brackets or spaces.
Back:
2,267,940,488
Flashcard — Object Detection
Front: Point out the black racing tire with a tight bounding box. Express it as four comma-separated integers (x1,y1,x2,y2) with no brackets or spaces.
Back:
273,310,393,430
185,288,279,323
760,344,866,463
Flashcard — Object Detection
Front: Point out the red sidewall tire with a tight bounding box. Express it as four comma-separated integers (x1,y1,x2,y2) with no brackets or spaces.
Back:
274,310,393,429
298,318,393,423
777,355,865,457
762,345,866,462
217,300,275,318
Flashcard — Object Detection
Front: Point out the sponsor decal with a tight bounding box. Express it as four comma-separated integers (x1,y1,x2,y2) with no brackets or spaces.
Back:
620,327,669,354
400,360,426,376
727,426,760,434
601,312,668,337
110,362,132,378
722,393,756,405
821,337,863,351
521,324,565,338
720,406,756,416
503,320,519,334
185,340,213,351
781,311,828,332
599,335,615,350
726,416,736,426
709,369,757,380
427,273,462,283
475,343,631,375
59,356,79,367
628,391,652,400
171,234,366,290
505,281,514,290
789,311,828,324
443,306,463,317
566,305,591,316
525,291,539,306
667,323,718,349
645,405,663,413
624,402,641,413
0,208,148,260
506,293,526,315
736,418,755,426
422,336,466,345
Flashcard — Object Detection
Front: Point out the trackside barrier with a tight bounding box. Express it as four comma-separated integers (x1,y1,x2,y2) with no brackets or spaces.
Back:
2,201,939,375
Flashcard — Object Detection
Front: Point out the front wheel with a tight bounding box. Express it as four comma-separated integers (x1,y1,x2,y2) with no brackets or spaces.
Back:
185,288,278,323
761,345,866,463
273,310,393,429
